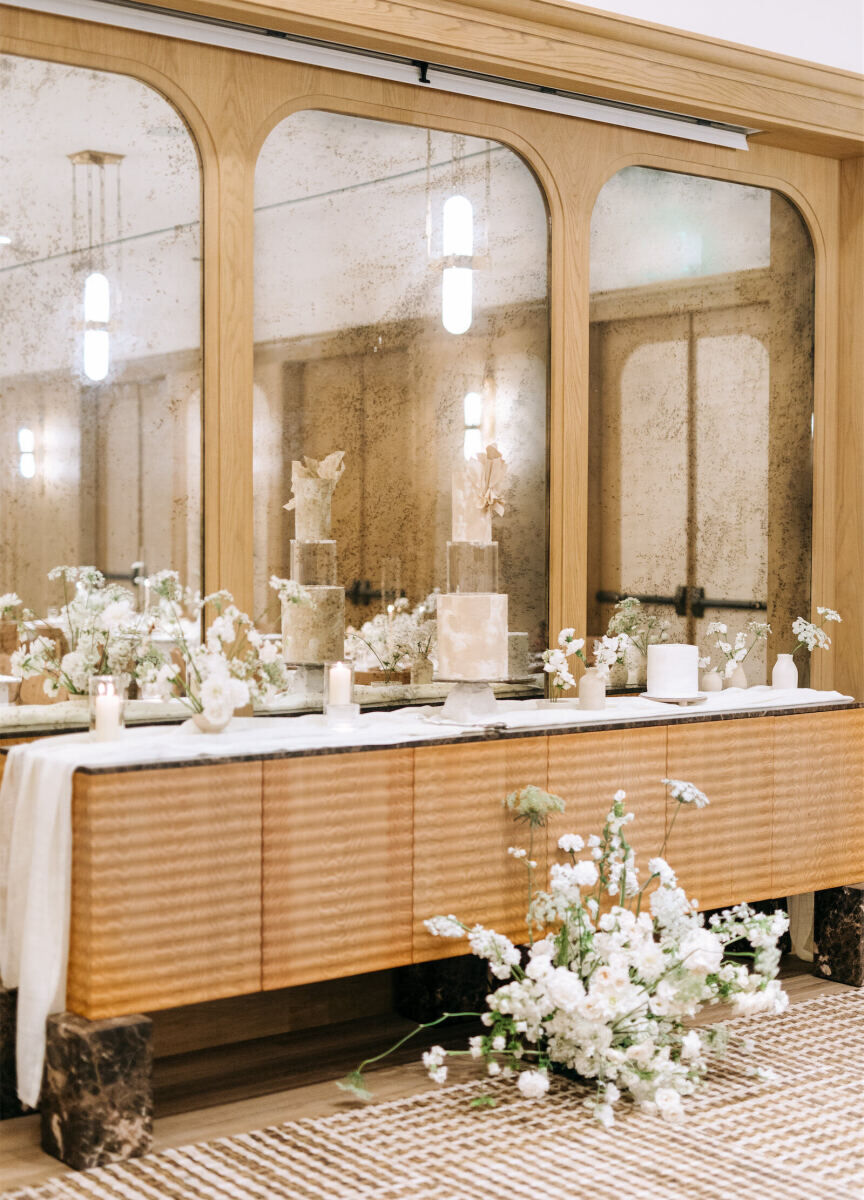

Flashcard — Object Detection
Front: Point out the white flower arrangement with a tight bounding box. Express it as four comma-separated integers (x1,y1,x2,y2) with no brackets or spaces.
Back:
606,597,670,659
790,606,841,657
542,628,586,699
0,593,22,620
346,594,437,680
340,779,788,1125
139,572,290,723
10,566,143,696
269,576,311,607
592,633,627,680
702,619,771,679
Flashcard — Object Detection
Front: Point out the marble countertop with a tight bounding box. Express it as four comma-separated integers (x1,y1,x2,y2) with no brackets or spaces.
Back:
0,688,852,773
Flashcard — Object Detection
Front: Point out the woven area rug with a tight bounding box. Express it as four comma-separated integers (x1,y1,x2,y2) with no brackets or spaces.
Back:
5,992,863,1200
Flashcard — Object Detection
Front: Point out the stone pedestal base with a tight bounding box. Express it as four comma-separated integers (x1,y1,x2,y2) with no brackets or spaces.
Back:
814,883,864,986
41,1012,153,1170
394,955,490,1024
0,985,25,1119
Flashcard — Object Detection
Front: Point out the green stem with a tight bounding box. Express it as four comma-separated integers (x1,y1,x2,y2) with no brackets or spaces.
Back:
356,1011,481,1074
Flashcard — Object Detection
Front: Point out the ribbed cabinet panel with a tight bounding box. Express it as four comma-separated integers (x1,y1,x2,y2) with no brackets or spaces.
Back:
546,728,669,875
262,750,413,989
666,719,775,909
68,763,263,1019
772,708,864,894
412,737,548,962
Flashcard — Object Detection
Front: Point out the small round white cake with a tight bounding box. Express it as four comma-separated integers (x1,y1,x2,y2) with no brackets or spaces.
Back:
646,644,700,698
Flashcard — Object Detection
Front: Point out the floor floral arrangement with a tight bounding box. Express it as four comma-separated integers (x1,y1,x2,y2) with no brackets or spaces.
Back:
340,779,788,1125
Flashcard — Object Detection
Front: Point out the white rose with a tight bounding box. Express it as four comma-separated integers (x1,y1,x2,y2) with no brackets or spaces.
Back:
678,927,723,976
546,966,584,1013
517,1070,549,1099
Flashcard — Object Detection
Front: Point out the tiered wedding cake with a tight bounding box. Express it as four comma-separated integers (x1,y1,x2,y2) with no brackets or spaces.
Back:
281,451,345,665
436,445,509,681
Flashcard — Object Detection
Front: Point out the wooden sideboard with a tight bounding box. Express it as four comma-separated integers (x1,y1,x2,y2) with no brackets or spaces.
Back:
45,704,863,1022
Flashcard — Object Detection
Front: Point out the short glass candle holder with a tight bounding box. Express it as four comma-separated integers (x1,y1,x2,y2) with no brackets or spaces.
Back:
88,675,127,741
324,660,359,725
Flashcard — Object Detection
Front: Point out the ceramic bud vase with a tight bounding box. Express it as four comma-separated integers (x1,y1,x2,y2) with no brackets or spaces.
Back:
701,669,723,692
623,638,646,688
772,653,799,689
578,667,606,710
410,655,434,686
192,708,233,734
724,664,748,689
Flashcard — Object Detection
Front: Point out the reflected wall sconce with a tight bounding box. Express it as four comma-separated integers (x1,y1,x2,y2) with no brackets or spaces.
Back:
441,195,474,335
18,427,35,478
69,150,124,384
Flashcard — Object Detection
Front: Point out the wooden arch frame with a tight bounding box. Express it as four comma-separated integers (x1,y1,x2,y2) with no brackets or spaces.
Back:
1,1,861,694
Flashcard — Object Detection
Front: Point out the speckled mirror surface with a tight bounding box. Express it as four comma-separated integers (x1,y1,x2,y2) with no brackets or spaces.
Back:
0,54,202,616
253,110,550,678
588,166,814,683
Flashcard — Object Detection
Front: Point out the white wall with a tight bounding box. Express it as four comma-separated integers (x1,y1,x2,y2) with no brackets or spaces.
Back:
573,0,863,73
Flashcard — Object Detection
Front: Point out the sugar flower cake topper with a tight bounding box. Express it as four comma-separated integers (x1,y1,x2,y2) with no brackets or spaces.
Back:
466,444,507,517
283,450,346,512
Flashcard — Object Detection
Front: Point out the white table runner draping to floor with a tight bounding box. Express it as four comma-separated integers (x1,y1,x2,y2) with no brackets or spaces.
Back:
0,688,852,1107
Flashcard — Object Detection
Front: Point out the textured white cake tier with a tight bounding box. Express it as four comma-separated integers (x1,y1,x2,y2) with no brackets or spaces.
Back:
647,644,700,697
282,586,345,664
292,477,336,541
437,593,509,681
451,467,492,543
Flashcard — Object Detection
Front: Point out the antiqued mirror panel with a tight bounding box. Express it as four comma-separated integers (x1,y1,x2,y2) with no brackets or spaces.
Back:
0,54,202,617
588,167,814,684
253,110,549,701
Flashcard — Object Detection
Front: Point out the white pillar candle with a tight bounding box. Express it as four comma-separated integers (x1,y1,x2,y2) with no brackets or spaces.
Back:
328,661,352,706
93,681,122,741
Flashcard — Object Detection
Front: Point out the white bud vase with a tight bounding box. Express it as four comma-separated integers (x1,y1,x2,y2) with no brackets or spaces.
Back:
701,669,723,692
579,667,606,710
772,653,798,690
724,664,748,689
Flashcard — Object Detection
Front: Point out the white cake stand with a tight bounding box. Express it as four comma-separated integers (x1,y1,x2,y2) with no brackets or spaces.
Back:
436,679,500,724
640,693,707,707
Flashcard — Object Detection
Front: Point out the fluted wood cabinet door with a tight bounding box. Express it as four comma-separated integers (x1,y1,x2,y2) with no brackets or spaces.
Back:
412,737,548,962
772,708,864,895
262,749,414,989
666,718,775,909
546,728,668,880
68,762,263,1019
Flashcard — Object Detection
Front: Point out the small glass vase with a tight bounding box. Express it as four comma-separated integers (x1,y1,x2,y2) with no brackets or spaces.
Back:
701,669,723,692
88,675,127,741
772,653,799,689
622,637,646,687
578,667,606,710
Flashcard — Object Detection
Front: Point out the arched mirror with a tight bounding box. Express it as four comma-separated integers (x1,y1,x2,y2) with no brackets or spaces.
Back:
588,166,814,684
254,109,549,704
0,54,203,617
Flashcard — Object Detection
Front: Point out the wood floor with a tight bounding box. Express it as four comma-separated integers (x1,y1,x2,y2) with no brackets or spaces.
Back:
0,960,853,1193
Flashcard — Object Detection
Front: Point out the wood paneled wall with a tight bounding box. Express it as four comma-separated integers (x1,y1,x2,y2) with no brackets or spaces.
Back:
67,708,864,1019
1,4,862,690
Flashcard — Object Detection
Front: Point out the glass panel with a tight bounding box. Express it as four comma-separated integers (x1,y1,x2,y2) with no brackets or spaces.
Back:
588,167,814,684
254,110,549,705
0,55,202,616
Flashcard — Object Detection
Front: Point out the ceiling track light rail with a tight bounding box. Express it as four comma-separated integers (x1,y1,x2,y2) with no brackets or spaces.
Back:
5,0,756,150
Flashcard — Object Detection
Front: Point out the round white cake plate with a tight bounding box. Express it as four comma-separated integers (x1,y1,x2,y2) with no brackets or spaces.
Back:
639,693,707,707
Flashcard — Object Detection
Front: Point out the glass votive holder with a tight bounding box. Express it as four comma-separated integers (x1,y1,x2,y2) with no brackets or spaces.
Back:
324,660,359,725
88,675,127,741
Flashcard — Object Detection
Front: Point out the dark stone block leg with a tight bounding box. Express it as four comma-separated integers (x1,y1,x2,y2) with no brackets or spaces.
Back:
40,1011,153,1170
814,883,864,986
0,985,25,1119
394,955,490,1023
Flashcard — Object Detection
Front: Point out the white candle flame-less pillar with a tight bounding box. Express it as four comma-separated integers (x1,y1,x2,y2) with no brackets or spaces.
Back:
328,661,352,706
93,680,122,741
